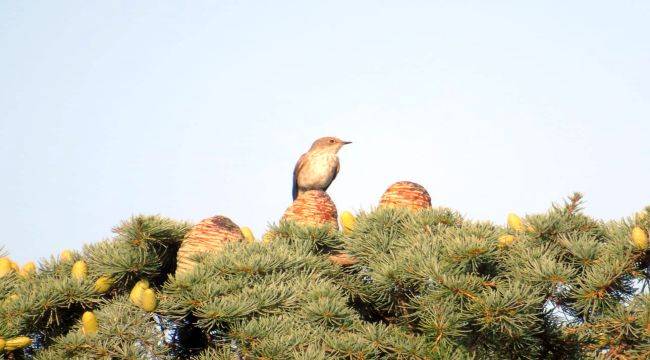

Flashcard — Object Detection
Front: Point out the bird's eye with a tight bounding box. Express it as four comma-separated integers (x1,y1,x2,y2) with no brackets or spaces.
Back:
329,139,335,143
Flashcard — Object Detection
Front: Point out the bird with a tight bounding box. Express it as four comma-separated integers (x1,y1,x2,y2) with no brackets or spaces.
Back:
292,136,351,200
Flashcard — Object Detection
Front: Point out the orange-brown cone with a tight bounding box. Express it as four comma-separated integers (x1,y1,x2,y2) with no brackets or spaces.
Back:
282,190,338,230
379,181,432,211
176,215,244,275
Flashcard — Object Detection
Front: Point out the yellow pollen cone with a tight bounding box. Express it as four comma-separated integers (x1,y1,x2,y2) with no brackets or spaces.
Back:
4,336,32,351
82,311,98,335
60,250,74,262
20,261,36,277
240,226,255,242
340,211,356,234
71,260,87,281
0,258,12,277
130,286,144,306
129,280,150,306
631,226,648,250
498,235,516,247
94,276,114,293
262,232,274,244
507,213,525,232
0,337,5,351
140,288,158,312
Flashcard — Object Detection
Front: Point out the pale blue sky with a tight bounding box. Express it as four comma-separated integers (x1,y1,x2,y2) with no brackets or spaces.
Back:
1,1,649,263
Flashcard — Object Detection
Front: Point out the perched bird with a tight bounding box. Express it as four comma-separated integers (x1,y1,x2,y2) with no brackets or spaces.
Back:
292,137,351,200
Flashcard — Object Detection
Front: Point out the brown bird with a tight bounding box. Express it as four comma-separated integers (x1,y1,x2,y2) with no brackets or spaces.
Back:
292,137,351,200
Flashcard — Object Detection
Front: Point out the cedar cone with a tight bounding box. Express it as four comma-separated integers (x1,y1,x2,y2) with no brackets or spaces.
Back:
176,215,244,275
379,181,432,211
282,190,338,230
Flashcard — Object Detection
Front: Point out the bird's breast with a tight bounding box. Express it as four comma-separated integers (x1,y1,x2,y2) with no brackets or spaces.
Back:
298,153,338,188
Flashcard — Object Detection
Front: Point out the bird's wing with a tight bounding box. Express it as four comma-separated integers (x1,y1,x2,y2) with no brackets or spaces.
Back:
292,153,308,200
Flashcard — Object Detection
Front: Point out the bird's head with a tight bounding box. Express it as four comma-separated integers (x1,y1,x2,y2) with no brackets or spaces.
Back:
309,137,352,153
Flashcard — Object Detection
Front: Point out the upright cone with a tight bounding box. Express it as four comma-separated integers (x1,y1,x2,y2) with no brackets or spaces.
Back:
340,211,356,234
60,250,74,262
379,181,432,211
631,226,648,250
82,311,98,335
140,288,158,312
129,279,150,305
240,226,255,242
176,215,245,275
71,260,87,281
0,258,12,277
507,213,525,232
20,261,36,277
282,190,338,229
94,276,113,293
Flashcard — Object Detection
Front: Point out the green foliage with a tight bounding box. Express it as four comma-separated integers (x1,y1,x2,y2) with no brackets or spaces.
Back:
0,215,190,359
1,196,648,359
33,296,168,360
86,215,192,287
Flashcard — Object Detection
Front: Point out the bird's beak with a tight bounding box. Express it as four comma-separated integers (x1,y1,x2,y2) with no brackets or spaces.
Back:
342,141,352,145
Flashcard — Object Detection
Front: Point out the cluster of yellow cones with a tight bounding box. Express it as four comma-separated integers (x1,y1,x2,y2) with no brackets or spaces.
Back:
0,258,36,278
0,258,47,352
497,213,532,248
58,253,115,293
0,249,156,350
78,280,158,337
129,279,158,312
496,212,648,250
